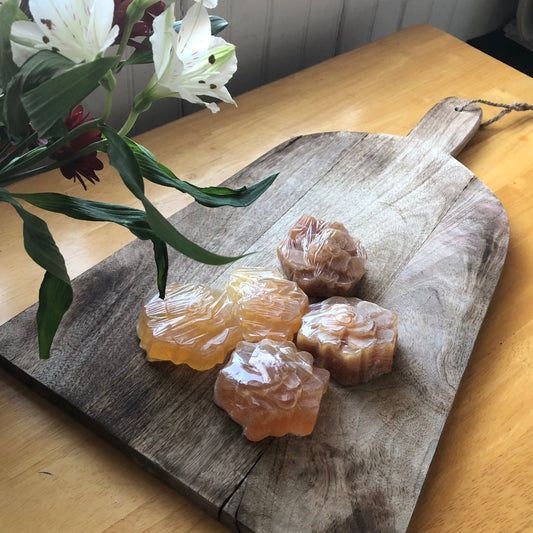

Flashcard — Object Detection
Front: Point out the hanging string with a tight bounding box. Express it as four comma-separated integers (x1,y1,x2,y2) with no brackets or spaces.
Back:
455,99,533,127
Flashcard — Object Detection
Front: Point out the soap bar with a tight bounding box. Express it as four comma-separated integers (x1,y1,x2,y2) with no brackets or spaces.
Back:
277,215,367,297
137,283,242,370
214,339,330,441
226,266,285,302
226,267,308,342
297,296,398,386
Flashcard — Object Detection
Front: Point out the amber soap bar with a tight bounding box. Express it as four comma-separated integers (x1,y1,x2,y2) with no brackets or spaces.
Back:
278,215,367,297
214,339,330,441
226,267,308,342
137,283,242,370
297,296,398,386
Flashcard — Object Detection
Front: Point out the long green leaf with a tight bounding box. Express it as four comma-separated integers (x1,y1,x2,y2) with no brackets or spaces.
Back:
37,272,73,359
143,201,248,265
128,139,278,207
21,56,116,136
0,0,20,88
4,51,74,141
102,125,247,266
0,188,73,358
10,191,155,240
11,190,169,298
152,238,168,298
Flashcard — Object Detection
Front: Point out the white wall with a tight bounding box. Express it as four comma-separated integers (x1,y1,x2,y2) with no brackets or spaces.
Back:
88,0,518,134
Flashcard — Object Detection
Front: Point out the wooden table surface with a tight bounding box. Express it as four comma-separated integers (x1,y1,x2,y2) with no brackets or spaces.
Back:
1,25,532,532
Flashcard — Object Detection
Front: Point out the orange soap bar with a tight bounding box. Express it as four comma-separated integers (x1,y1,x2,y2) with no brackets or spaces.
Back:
137,283,242,370
214,339,330,441
297,296,398,386
277,215,367,297
226,267,308,342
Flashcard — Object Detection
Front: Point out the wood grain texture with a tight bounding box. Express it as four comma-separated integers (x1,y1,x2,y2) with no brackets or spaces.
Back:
0,97,508,532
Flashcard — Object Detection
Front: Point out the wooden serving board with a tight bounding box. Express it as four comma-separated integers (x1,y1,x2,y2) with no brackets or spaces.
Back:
0,98,509,532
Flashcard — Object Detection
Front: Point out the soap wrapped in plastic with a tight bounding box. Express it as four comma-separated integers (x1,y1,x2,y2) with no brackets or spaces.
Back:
297,296,398,386
277,215,367,297
137,283,242,370
214,339,330,441
226,266,285,302
226,267,308,342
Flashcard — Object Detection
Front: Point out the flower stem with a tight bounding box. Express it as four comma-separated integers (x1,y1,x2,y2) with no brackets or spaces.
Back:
101,72,116,122
118,110,140,137
116,22,135,63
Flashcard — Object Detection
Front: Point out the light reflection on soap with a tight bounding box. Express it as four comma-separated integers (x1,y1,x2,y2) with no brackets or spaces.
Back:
214,339,330,441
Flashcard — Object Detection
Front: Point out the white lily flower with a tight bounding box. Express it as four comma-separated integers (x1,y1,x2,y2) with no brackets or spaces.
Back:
10,0,119,66
147,2,236,113
195,0,217,8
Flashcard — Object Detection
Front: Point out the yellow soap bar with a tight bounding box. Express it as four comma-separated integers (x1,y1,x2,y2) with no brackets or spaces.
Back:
137,283,242,370
226,267,308,342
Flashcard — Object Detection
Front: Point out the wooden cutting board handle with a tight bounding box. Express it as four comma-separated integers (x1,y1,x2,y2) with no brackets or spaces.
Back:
407,97,482,157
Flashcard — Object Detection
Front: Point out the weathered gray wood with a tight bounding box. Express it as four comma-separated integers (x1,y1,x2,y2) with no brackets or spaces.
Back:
0,97,508,532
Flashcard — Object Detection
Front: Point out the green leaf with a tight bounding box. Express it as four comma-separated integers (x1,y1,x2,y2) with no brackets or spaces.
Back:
37,272,73,359
4,50,75,141
152,238,168,298
21,56,116,136
10,191,156,241
0,0,20,89
209,16,230,35
18,206,70,283
174,15,228,36
144,200,248,265
102,125,248,266
128,139,278,207
11,189,169,299
0,188,73,358
102,126,145,197
117,38,153,72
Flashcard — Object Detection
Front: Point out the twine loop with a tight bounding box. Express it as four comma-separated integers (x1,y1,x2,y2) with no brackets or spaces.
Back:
455,99,533,126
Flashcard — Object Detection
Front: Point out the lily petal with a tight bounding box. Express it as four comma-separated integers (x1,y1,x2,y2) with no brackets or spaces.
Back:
195,0,218,8
177,0,211,57
151,5,177,80
148,2,236,113
10,0,119,65
10,20,48,66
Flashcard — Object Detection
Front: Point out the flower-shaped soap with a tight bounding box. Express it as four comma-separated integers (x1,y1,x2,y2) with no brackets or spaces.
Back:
226,267,308,342
297,296,398,386
277,215,367,297
137,283,242,370
214,339,330,441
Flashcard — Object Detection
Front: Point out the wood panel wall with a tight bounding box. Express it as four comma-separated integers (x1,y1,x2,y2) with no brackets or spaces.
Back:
86,0,518,134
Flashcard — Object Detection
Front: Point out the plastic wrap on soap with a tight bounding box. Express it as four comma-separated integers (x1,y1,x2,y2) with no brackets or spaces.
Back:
225,266,285,302
214,339,330,441
226,266,308,342
297,296,398,386
137,283,242,370
277,215,367,297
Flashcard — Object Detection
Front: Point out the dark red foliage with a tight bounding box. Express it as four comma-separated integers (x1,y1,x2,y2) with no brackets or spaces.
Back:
54,106,103,190
113,1,166,48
